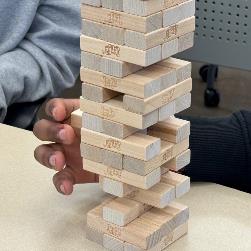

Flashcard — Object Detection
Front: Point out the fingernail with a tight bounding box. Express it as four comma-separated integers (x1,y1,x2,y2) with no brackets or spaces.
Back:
58,129,66,141
52,107,58,118
49,155,56,167
60,184,66,195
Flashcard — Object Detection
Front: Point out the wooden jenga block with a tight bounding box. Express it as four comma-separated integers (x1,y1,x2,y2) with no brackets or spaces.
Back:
83,159,161,189
80,35,162,66
175,92,191,113
81,143,123,169
167,149,191,171
101,0,123,11
86,226,104,245
178,32,194,52
83,112,103,132
81,5,163,33
82,82,119,102
157,57,191,83
81,0,101,7
164,0,189,9
82,19,125,45
87,201,189,249
70,109,82,129
159,93,191,121
81,51,102,71
124,16,195,50
81,128,160,161
161,171,190,198
80,96,159,129
123,138,189,175
163,0,195,27
148,117,190,143
161,38,179,59
100,176,136,197
123,0,164,17
100,57,142,77
103,234,124,251
123,78,192,114
103,198,151,226
123,222,188,251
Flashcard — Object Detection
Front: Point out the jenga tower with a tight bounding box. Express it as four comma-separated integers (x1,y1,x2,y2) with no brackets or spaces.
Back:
75,0,195,249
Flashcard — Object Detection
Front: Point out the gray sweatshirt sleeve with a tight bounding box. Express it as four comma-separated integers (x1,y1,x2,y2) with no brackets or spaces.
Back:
0,0,80,124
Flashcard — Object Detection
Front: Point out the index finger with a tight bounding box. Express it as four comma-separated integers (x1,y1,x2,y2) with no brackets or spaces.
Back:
45,98,80,122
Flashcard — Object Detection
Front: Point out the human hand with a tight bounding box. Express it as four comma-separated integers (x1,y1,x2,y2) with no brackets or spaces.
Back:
33,98,98,195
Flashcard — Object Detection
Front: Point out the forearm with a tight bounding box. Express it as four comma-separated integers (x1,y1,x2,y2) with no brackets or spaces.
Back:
181,111,251,193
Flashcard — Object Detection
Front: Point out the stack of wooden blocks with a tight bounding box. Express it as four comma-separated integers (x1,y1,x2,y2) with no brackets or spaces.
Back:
73,0,195,250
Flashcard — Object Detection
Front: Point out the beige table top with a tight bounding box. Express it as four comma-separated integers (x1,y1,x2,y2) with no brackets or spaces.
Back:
0,124,251,251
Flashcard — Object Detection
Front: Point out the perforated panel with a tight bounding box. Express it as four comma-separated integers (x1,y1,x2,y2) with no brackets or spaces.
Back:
179,0,251,70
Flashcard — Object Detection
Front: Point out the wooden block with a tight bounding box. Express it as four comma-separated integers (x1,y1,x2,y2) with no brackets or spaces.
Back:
82,19,125,45
103,198,151,226
157,57,191,83
81,5,163,33
161,171,190,198
102,0,123,11
178,32,194,52
81,51,101,71
83,112,103,132
81,128,160,161
163,0,195,27
175,92,191,113
124,16,195,50
81,143,123,169
167,149,191,171
70,109,82,129
86,226,104,245
164,0,190,9
148,117,190,143
81,35,162,66
123,78,192,115
123,138,189,175
100,176,136,197
103,234,124,251
80,96,159,129
82,0,101,6
161,38,179,60
83,159,161,189
124,222,188,251
158,93,191,121
82,82,119,102
87,201,189,249
81,65,177,99
123,0,164,17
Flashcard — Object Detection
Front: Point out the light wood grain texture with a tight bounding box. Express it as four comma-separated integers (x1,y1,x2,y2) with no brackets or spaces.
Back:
148,117,190,143
81,64,177,99
178,32,194,52
161,171,190,198
81,4,162,33
161,38,179,59
164,0,190,9
123,138,189,175
103,198,151,226
175,92,191,113
167,149,191,171
86,226,104,246
87,201,189,249
124,222,188,251
80,96,159,129
163,0,195,27
100,57,142,77
81,51,102,71
70,109,82,129
82,82,119,102
123,78,192,114
101,0,123,11
83,112,103,132
82,19,125,45
81,128,160,161
82,0,101,6
123,0,164,17
81,35,162,66
81,143,123,169
83,159,161,189
124,16,195,50
103,234,124,251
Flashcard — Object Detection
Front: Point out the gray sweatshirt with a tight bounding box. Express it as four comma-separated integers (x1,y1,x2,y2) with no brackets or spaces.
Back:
0,0,80,128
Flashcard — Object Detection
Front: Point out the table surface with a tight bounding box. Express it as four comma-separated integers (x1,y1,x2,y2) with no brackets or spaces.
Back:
0,124,251,251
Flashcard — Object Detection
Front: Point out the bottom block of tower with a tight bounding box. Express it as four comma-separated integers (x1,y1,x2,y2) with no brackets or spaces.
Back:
87,201,189,249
